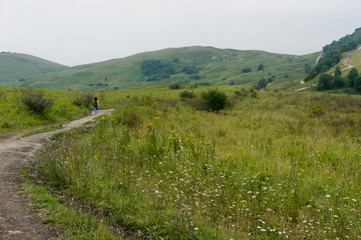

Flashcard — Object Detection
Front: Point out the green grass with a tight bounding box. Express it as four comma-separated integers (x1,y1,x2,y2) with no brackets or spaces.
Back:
13,47,318,91
21,180,123,239
33,87,361,239
0,87,92,136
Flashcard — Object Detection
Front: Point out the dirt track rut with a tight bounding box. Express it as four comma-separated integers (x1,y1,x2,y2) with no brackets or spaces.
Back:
0,110,113,240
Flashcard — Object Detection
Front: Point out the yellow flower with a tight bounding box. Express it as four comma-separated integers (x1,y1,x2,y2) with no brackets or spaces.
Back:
153,116,160,120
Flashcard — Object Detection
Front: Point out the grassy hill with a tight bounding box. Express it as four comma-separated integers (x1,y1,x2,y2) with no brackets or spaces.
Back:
0,52,68,86
16,46,319,91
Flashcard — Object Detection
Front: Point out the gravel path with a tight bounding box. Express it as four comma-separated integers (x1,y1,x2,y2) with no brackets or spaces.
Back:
0,109,114,240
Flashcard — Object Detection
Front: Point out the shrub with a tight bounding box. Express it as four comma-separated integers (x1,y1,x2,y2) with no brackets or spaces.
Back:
241,68,252,73
180,90,195,100
114,107,142,128
309,105,327,117
20,88,54,115
184,97,208,111
169,83,181,89
1,121,11,128
201,88,228,111
73,92,93,107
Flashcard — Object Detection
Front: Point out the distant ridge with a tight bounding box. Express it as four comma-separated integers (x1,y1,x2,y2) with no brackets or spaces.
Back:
11,46,318,91
0,52,68,86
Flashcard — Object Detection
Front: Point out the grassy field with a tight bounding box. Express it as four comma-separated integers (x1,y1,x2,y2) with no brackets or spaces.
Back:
0,87,93,136
31,86,361,239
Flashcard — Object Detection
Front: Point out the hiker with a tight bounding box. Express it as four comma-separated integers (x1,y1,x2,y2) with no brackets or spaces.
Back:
93,97,99,115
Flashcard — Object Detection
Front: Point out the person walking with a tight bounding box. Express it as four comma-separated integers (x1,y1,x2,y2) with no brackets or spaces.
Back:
93,97,99,115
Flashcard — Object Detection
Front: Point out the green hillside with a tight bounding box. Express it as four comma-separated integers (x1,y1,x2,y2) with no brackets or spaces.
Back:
0,52,68,86
17,46,319,91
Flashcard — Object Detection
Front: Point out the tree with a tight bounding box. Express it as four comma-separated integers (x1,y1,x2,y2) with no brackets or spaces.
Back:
355,76,361,93
348,68,359,87
257,78,268,89
334,76,345,88
257,64,264,71
334,66,342,78
241,68,252,73
304,64,312,74
317,74,333,91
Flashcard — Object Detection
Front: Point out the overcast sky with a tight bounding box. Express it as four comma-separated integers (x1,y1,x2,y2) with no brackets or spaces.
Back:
1,0,360,66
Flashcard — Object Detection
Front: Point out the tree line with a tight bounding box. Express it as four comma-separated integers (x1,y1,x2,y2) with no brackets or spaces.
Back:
305,28,361,82
317,67,361,93
141,59,201,82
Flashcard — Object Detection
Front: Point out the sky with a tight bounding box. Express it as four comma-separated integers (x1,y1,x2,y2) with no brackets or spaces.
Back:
1,0,361,66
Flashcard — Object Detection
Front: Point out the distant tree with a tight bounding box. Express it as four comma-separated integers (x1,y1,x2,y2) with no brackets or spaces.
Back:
257,64,264,71
141,59,176,81
317,74,333,91
348,68,359,87
304,64,312,74
334,76,345,88
241,68,252,73
355,76,361,93
257,78,268,89
334,66,342,78
182,66,199,75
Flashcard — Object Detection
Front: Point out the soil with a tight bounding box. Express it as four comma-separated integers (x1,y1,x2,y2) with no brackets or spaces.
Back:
0,110,113,240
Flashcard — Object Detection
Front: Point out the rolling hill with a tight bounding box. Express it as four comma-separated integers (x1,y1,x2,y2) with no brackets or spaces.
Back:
0,52,68,86
14,46,319,91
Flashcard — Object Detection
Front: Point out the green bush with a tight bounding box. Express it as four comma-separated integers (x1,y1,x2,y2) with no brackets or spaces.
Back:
309,105,327,117
180,90,195,100
169,83,181,89
73,92,93,107
20,88,54,115
201,88,228,111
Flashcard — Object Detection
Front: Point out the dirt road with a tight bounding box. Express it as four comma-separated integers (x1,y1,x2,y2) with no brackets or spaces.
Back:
0,110,113,240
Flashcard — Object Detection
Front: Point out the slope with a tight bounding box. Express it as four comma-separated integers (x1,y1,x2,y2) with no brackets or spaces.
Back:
0,52,68,86
17,46,318,91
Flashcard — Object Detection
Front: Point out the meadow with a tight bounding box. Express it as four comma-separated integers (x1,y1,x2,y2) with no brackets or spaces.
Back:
30,85,361,239
0,87,93,136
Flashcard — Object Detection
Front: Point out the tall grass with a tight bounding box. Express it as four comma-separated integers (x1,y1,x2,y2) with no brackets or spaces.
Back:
36,90,361,239
0,87,92,135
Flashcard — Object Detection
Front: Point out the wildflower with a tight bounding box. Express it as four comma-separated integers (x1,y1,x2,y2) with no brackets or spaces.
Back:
325,194,331,198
